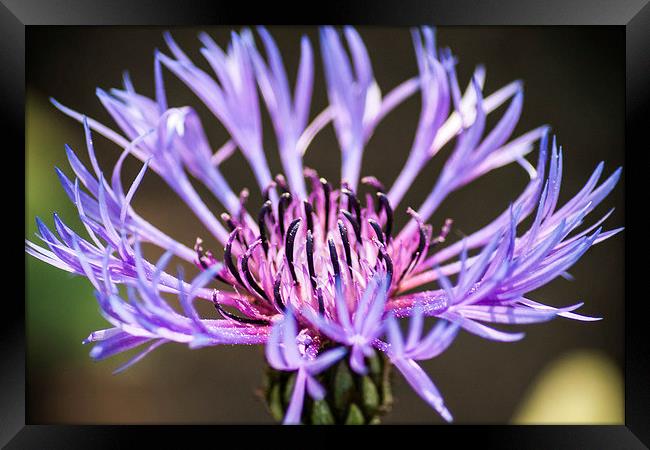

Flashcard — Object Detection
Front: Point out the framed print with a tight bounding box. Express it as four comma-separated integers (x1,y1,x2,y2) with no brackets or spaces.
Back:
3,0,649,447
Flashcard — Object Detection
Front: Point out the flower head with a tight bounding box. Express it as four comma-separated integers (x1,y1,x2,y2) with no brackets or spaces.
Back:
26,26,621,424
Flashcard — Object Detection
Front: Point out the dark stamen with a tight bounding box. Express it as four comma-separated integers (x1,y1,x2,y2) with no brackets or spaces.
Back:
320,178,331,235
377,193,393,241
241,242,270,302
194,238,208,268
273,273,286,312
337,219,353,274
278,192,292,238
262,182,275,203
275,174,289,193
223,213,246,246
303,167,321,191
341,209,361,243
304,200,314,234
362,177,386,212
225,231,245,287
342,188,361,224
196,238,229,284
286,218,302,284
220,213,238,233
306,231,324,315
397,223,427,284
361,176,386,193
306,230,317,291
258,200,273,253
377,244,394,287
368,219,385,245
413,224,427,266
212,291,269,325
328,238,341,283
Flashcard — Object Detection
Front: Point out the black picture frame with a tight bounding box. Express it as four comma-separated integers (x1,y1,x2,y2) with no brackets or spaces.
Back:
4,0,648,447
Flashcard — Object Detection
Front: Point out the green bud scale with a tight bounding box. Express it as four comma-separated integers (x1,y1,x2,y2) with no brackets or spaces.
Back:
262,353,393,425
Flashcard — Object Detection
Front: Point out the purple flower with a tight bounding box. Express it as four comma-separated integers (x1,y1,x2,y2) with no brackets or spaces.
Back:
26,26,621,423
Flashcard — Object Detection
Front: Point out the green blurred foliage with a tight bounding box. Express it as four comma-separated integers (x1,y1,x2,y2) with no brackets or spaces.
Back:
26,92,107,368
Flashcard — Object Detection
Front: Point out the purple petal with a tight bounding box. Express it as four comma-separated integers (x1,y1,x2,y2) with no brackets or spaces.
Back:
283,368,307,425
112,339,167,374
392,357,453,422
441,311,525,342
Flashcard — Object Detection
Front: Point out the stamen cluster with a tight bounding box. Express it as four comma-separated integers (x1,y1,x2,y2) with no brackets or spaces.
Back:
196,172,449,334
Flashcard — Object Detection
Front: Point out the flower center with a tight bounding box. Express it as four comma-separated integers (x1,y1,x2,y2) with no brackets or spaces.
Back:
195,171,451,324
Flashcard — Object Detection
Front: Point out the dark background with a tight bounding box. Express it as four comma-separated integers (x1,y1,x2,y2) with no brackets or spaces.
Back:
25,26,624,424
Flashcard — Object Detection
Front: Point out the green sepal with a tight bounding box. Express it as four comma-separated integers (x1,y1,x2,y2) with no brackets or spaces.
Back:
368,415,382,425
333,360,355,413
361,375,380,415
311,399,336,425
345,403,365,425
262,352,394,424
368,352,382,383
268,382,284,422
283,372,297,406
380,359,393,413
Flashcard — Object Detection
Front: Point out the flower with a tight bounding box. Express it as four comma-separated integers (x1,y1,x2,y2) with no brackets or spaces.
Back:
26,26,621,424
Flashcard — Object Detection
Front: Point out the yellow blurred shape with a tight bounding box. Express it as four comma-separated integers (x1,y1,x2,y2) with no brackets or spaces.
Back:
511,350,623,424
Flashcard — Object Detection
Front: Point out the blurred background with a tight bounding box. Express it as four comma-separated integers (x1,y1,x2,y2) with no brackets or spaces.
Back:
26,26,624,424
